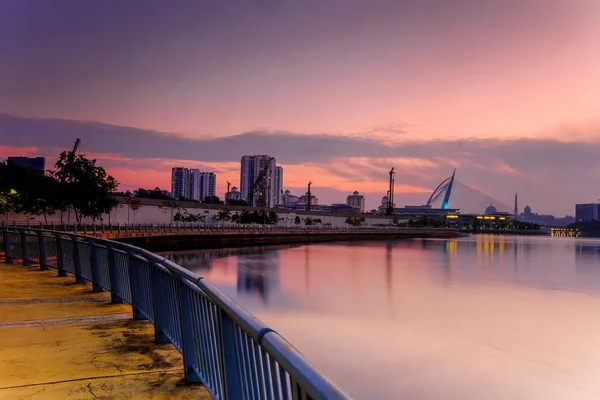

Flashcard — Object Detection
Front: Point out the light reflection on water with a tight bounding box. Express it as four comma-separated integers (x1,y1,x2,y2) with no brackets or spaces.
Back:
160,236,600,399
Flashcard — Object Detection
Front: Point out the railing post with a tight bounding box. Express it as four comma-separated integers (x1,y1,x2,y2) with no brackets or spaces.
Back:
53,233,67,277
178,277,202,383
87,239,103,292
21,231,31,266
221,310,243,399
150,263,170,344
3,229,13,263
106,245,124,304
71,236,85,284
37,232,48,270
125,251,147,321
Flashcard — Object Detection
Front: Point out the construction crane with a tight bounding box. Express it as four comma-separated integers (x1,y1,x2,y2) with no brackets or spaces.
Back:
247,157,275,207
307,181,312,211
71,138,81,156
386,167,395,215
227,181,231,193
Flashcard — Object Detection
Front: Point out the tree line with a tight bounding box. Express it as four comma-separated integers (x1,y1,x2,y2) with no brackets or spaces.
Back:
0,151,119,222
116,188,249,206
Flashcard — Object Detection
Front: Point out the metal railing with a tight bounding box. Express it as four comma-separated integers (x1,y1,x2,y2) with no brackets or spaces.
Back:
0,226,352,400
2,220,454,237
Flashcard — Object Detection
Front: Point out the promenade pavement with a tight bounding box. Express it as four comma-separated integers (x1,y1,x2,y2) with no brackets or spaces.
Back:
0,262,212,400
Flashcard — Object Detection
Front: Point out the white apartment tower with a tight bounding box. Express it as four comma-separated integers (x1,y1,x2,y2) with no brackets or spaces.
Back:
200,172,216,200
274,166,283,206
171,167,189,200
172,167,217,201
240,155,282,208
189,169,202,201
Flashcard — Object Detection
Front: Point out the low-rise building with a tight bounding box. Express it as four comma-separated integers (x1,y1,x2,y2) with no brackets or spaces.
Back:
225,186,242,201
346,191,365,213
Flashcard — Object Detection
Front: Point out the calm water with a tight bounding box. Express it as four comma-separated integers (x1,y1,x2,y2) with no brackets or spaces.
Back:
161,235,600,399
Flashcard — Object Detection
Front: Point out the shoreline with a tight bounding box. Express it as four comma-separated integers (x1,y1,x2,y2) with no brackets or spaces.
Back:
115,230,460,252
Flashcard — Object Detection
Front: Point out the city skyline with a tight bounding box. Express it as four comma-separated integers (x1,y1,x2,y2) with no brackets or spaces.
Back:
2,1,600,215
171,167,216,201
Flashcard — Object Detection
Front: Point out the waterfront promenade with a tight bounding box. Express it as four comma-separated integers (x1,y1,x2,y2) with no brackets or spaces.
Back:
0,226,353,400
0,262,212,399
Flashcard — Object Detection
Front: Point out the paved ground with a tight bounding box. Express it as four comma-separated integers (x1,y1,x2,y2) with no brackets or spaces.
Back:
0,262,212,400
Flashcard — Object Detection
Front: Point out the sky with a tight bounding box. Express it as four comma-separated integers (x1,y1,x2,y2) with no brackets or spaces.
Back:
1,0,600,215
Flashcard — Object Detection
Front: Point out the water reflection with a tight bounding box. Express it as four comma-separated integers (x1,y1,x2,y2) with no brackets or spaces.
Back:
160,236,600,399
237,251,280,303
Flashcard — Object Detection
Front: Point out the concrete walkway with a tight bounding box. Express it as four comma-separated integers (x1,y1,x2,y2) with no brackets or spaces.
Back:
0,262,212,400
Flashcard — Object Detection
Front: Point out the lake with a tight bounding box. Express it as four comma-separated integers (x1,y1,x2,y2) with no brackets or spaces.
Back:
161,235,600,399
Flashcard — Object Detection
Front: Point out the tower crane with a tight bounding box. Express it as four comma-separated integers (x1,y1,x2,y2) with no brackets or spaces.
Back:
386,168,395,215
71,138,81,156
247,157,275,207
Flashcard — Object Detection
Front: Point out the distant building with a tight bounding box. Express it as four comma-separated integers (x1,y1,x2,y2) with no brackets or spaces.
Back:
346,191,366,213
281,190,299,205
225,186,242,201
576,203,600,222
171,167,189,200
485,204,498,215
188,169,202,201
240,155,280,207
200,172,216,199
517,204,575,226
278,190,318,209
299,192,318,206
378,196,389,214
7,156,45,173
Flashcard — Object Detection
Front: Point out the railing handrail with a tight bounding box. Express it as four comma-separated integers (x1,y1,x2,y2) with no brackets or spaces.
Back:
1,221,455,236
0,226,353,400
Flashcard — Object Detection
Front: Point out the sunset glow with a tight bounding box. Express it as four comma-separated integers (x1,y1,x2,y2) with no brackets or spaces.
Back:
2,0,600,213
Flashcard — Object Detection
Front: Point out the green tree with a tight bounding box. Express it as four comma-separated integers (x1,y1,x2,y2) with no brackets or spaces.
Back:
267,211,278,224
216,209,232,221
52,151,119,222
0,162,62,222
159,199,181,222
125,197,142,223
345,216,365,226
226,199,249,206
203,195,224,204
132,187,172,200
294,216,301,225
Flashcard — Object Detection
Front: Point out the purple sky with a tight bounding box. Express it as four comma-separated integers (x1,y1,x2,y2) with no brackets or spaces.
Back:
1,1,600,214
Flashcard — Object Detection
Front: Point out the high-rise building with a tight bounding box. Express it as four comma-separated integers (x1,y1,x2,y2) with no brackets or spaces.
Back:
171,167,189,200
240,155,281,207
189,169,202,201
274,166,283,205
7,156,45,173
200,172,216,200
575,203,600,222
346,191,366,213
